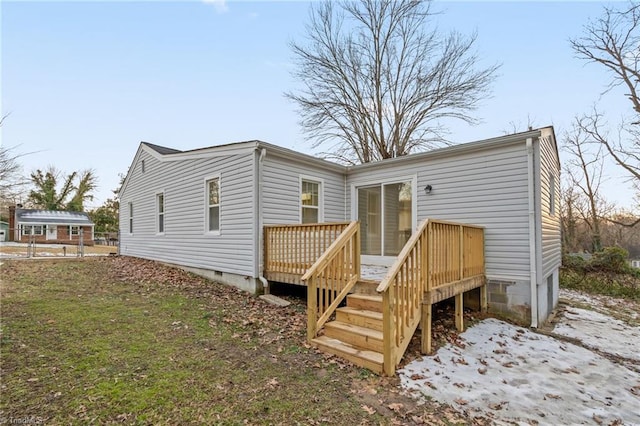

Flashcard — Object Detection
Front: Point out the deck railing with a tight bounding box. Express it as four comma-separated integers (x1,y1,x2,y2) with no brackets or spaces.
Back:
377,219,484,375
264,222,351,280
301,221,361,341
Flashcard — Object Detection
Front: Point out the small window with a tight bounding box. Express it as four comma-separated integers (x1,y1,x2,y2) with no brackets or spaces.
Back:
549,172,556,216
157,193,165,233
301,180,320,223
206,178,220,232
141,159,145,173
69,226,80,236
128,202,134,234
22,225,43,236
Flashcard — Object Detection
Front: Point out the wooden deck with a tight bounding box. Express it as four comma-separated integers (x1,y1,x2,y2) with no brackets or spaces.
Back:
263,219,486,375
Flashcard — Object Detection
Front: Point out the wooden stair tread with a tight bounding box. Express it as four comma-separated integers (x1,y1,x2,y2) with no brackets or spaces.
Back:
336,306,383,320
324,320,383,340
348,293,382,302
311,335,383,373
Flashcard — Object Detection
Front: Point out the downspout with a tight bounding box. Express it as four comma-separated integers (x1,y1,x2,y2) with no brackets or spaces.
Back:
257,147,269,294
526,138,539,328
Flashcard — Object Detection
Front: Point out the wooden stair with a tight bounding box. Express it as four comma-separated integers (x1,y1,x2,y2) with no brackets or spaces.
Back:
311,281,386,373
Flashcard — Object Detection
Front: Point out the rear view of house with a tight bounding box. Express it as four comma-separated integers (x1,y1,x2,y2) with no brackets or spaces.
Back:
119,127,561,373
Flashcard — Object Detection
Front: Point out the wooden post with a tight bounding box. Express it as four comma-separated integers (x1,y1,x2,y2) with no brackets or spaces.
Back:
459,225,464,280
354,222,361,279
307,276,317,342
455,292,464,332
382,290,394,375
421,298,432,354
480,283,488,312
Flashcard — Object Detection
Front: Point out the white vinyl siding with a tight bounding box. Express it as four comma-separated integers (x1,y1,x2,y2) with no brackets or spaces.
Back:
347,141,531,279
119,148,256,277
262,154,345,225
537,132,562,279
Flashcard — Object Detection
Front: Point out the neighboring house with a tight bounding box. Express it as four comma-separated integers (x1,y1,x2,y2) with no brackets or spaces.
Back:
119,127,561,327
0,221,8,242
631,260,640,269
8,206,95,245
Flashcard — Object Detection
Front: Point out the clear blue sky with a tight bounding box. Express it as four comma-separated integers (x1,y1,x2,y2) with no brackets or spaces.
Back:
1,1,635,210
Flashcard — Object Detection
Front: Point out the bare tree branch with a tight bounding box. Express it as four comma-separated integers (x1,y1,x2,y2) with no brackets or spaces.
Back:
571,3,640,186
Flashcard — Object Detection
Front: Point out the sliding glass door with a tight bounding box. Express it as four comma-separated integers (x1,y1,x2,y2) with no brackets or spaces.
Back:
357,181,413,258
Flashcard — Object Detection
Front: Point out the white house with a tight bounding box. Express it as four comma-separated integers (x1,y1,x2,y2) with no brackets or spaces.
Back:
119,127,561,328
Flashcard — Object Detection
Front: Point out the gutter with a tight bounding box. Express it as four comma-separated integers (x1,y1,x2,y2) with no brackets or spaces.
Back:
526,138,538,328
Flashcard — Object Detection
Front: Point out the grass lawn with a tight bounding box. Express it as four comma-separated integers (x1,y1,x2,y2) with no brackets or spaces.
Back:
0,257,468,425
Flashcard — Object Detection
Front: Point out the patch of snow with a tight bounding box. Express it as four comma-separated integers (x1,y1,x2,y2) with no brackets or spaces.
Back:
399,318,640,425
553,306,640,362
560,288,639,321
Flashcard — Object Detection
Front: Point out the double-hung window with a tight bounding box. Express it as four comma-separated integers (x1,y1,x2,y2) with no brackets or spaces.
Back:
70,226,80,236
157,193,165,234
128,202,134,234
22,225,43,236
206,178,220,232
301,179,321,224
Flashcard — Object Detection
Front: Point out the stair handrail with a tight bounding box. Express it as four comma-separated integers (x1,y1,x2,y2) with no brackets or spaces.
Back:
302,221,361,342
377,218,430,375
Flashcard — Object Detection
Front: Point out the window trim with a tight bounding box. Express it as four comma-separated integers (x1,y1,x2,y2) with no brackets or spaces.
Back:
128,202,134,235
204,174,221,235
156,191,165,235
22,225,44,236
549,171,556,216
69,225,80,238
299,175,324,224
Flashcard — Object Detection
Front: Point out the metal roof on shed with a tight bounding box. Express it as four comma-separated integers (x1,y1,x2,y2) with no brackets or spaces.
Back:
16,209,94,225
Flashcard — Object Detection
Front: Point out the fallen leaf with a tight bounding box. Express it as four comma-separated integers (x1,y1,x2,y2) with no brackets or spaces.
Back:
361,405,376,415
477,367,487,375
454,398,468,405
387,403,403,412
545,393,561,400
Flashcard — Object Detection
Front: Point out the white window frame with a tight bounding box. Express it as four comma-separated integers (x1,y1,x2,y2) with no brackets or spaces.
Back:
128,202,134,234
156,191,165,235
299,176,324,224
549,172,556,216
204,175,221,235
22,225,44,236
349,174,418,266
69,226,80,238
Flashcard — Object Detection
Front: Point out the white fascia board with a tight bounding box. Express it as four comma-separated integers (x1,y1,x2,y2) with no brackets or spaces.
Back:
153,142,258,162
347,129,545,174
259,143,346,174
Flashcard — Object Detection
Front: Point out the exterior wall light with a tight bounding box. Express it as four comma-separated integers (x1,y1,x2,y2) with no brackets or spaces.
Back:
424,185,433,195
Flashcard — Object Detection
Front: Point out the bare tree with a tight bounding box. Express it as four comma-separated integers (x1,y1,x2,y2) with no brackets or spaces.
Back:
571,3,640,227
0,113,30,213
287,0,499,164
563,118,615,252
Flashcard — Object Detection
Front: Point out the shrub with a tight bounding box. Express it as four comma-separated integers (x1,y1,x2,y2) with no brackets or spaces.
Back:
562,253,588,271
587,246,630,274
